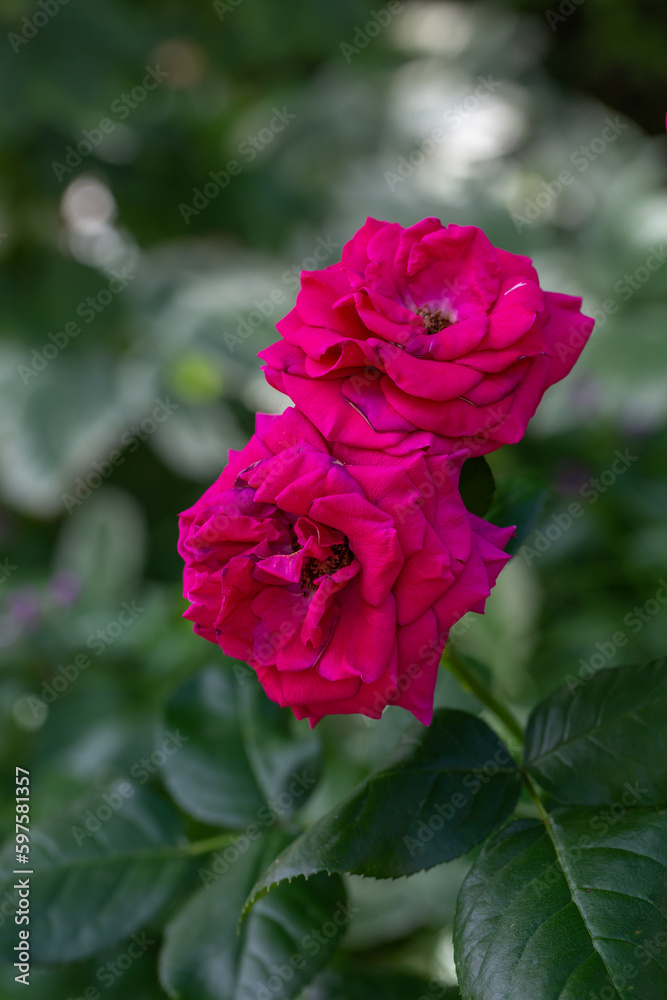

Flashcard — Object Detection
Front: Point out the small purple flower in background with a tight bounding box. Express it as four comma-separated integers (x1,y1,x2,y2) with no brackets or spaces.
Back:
9,587,42,631
50,570,81,607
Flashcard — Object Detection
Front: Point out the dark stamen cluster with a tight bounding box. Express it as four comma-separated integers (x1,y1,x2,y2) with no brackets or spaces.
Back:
416,306,452,336
300,540,353,593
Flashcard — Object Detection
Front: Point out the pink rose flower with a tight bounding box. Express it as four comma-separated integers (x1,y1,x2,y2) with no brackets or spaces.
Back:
260,217,594,456
178,407,513,726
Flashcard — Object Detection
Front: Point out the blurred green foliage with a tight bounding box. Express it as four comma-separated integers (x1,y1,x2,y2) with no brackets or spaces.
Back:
512,0,667,135
0,0,666,996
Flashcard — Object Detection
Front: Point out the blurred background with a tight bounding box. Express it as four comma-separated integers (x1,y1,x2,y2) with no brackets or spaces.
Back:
0,0,666,996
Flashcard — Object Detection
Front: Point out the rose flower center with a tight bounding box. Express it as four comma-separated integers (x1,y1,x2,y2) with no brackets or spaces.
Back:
416,306,452,336
300,539,354,593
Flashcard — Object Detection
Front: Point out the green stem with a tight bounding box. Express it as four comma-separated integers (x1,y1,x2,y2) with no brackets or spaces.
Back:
522,771,550,826
443,650,553,824
442,648,524,745
180,832,236,857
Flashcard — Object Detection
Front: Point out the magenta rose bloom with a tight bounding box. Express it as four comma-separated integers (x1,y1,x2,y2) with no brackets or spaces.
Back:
178,407,513,726
260,217,594,456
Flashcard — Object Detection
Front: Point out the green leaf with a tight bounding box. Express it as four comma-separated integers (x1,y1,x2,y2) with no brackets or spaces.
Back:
459,457,495,517
55,487,146,608
159,831,347,1000
454,806,667,1000
525,658,667,805
160,664,321,827
0,785,189,963
244,710,521,914
486,477,547,555
300,961,460,999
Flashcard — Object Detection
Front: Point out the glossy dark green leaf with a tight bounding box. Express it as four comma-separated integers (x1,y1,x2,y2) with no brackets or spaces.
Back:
245,710,521,914
159,831,347,1000
160,664,321,827
459,457,495,517
525,658,667,805
486,477,548,555
454,806,667,1000
0,785,189,963
300,961,460,999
